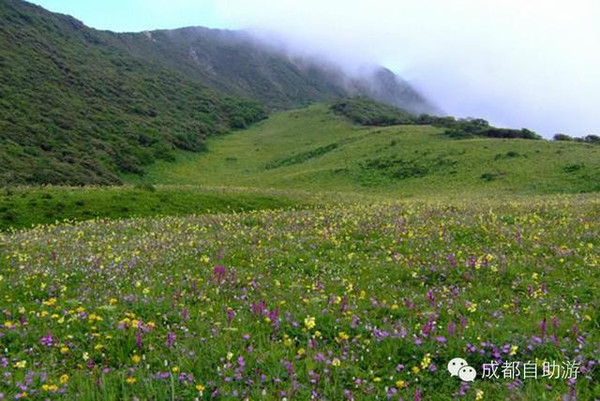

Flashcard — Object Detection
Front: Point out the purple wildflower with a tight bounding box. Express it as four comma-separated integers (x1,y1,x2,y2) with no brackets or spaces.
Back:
39,332,54,347
165,332,176,348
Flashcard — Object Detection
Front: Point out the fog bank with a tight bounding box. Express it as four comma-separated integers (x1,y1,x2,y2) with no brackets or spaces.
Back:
217,0,600,137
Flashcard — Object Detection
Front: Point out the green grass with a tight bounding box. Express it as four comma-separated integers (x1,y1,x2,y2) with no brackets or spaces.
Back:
2,90,599,400
0,185,319,231
138,104,600,196
3,103,599,231
331,96,416,125
2,4,599,401
0,195,598,400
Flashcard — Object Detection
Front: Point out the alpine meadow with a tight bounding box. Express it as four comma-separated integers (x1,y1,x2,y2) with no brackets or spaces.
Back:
0,1,599,400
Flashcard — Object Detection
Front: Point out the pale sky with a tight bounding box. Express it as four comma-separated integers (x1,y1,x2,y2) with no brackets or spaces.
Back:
31,0,600,137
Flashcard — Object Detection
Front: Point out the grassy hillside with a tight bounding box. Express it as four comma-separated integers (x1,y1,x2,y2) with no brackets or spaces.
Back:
1,195,598,399
0,0,265,186
4,101,598,231
138,104,600,196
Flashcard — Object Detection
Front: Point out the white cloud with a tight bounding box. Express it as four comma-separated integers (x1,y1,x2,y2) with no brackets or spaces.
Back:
214,0,600,136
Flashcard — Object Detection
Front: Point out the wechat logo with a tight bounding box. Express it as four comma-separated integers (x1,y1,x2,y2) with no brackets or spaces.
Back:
448,358,477,382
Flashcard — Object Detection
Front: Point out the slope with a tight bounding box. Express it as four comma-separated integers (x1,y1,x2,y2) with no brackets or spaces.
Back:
0,0,265,185
139,103,600,196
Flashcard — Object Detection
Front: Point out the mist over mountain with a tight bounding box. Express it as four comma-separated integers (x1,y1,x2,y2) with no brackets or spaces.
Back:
116,26,438,114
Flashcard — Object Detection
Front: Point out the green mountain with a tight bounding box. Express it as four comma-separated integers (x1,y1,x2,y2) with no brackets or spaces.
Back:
0,0,266,185
0,0,437,186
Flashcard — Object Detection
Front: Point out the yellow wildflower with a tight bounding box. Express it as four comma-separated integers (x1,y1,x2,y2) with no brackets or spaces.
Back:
43,298,57,307
88,313,103,322
304,316,316,330
421,353,431,370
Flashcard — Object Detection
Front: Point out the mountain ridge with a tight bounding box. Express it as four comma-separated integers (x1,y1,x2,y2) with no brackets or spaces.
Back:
115,25,438,113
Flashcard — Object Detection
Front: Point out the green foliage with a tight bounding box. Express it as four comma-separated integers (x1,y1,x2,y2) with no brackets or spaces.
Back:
331,97,415,126
0,196,599,399
361,155,457,180
444,119,541,140
0,0,265,186
586,134,600,143
331,98,541,140
494,150,523,160
554,133,600,144
480,172,505,182
564,163,585,173
554,133,574,141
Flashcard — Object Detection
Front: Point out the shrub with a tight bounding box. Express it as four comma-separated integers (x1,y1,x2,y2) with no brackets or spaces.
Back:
554,134,574,141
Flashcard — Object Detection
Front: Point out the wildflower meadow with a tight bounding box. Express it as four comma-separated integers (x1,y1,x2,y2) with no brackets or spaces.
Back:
0,195,598,400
